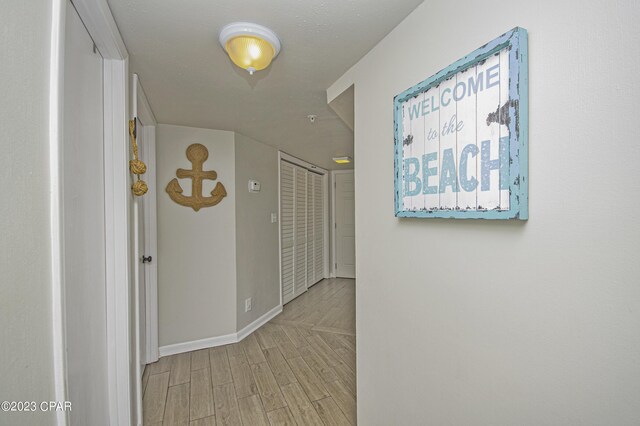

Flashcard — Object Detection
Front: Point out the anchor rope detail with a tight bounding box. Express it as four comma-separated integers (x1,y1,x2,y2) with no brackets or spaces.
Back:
165,143,227,211
129,119,148,196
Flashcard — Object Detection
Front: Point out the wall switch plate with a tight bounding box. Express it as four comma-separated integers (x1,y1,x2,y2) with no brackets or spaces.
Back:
271,212,277,223
245,298,252,312
248,180,261,192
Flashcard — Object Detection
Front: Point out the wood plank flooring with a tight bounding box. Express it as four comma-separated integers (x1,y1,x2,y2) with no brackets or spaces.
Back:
142,278,356,425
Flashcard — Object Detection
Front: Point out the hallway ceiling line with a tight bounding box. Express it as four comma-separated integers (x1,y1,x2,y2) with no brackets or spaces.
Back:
107,0,424,169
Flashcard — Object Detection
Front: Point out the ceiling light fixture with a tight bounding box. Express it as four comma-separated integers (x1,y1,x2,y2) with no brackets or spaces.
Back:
219,22,281,75
332,156,352,164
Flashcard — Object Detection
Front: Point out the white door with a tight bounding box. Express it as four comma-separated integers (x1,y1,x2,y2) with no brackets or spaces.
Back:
294,166,308,298
306,173,315,286
134,121,147,366
133,121,147,425
281,160,327,303
141,126,159,364
132,74,159,367
313,173,324,283
280,162,296,304
334,171,356,278
306,171,324,287
63,1,110,423
131,74,159,425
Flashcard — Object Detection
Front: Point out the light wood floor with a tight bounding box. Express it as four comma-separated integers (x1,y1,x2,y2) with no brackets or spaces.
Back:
142,278,356,425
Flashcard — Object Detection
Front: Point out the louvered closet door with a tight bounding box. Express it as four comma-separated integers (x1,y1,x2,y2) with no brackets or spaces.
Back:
293,166,308,298
306,174,315,286
313,173,324,283
280,162,295,304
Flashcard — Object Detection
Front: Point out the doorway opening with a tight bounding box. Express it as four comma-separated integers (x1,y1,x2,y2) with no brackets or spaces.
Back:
331,170,355,279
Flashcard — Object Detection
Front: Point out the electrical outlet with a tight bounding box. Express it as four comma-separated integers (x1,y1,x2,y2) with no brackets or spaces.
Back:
245,298,252,312
271,212,277,223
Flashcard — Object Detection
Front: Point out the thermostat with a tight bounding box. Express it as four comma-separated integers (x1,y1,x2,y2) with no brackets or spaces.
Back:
248,180,261,192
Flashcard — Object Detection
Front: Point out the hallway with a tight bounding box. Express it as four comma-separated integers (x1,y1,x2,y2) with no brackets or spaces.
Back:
142,278,356,425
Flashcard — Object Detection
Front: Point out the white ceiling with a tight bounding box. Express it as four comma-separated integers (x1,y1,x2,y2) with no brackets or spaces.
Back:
107,0,423,169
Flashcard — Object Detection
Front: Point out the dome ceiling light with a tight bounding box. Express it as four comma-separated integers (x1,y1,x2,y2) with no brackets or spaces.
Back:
219,22,281,75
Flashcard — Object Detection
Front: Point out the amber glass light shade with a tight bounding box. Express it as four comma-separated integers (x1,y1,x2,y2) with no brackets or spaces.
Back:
225,36,275,73
219,22,281,75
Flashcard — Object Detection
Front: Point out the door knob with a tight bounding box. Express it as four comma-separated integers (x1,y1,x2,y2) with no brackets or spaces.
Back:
142,255,152,264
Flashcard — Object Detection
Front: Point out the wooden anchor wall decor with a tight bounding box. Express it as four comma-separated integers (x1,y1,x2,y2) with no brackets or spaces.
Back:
166,143,227,211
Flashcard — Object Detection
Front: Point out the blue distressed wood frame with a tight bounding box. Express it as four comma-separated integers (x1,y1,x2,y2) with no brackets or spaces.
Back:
394,27,528,220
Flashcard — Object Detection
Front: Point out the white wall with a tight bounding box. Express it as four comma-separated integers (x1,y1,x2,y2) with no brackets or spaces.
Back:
156,126,283,348
235,133,281,330
156,124,237,345
329,0,640,424
0,1,56,424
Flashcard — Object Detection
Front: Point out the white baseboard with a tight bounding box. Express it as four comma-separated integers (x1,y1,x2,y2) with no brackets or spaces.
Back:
158,304,282,358
159,332,237,357
237,305,282,341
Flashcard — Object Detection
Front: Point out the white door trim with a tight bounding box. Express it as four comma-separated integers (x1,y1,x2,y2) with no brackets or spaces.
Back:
279,152,329,175
331,170,354,278
48,3,67,425
50,1,132,424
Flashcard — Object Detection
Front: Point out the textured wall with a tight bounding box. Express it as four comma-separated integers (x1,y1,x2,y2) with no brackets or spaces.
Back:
156,124,237,345
329,0,640,424
234,133,280,330
0,1,56,424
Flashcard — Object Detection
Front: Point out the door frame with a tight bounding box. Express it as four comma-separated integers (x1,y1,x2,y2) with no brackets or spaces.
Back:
331,169,354,278
277,152,330,307
50,0,132,424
